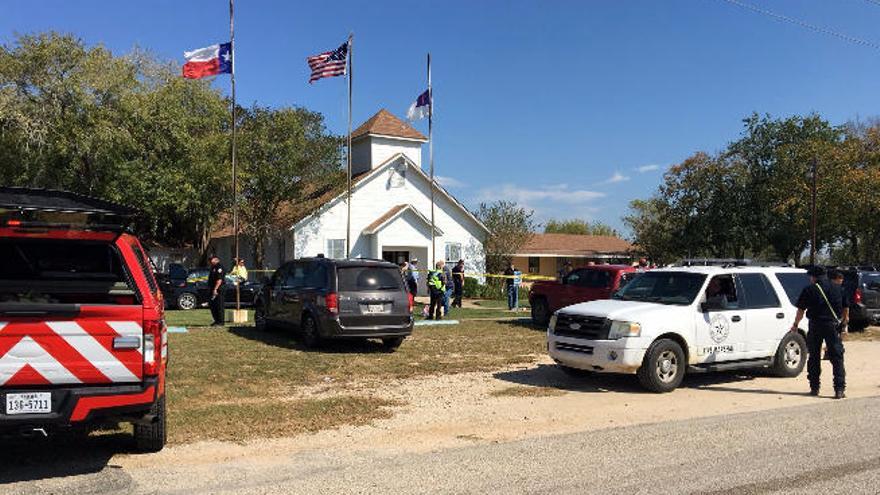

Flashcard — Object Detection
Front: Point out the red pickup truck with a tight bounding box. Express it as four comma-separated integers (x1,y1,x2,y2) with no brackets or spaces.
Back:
529,265,639,326
0,188,167,451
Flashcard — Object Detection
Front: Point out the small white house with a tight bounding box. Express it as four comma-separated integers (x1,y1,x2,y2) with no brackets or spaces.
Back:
210,109,488,291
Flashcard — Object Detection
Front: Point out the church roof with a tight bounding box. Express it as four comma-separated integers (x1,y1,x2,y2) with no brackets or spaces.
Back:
362,204,443,235
351,109,427,142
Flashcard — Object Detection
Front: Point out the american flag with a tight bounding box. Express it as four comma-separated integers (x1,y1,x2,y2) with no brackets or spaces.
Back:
307,41,349,83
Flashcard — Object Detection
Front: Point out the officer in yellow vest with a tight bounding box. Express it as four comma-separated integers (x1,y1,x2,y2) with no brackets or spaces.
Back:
427,261,446,320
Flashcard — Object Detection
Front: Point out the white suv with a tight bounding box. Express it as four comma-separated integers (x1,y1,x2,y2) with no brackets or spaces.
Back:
547,266,811,392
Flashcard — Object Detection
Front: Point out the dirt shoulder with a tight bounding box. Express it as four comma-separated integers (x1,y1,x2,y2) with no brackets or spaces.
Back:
119,339,880,471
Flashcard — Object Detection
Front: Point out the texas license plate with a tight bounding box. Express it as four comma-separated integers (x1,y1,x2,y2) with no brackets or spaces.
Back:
6,392,51,415
364,304,385,314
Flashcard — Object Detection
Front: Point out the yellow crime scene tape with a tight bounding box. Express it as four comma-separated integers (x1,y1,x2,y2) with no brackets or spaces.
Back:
210,269,557,283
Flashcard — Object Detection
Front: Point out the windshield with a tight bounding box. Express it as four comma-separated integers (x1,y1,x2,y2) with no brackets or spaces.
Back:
613,271,706,305
337,266,404,292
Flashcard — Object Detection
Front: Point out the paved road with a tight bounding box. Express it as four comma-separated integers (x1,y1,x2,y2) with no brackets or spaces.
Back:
4,396,879,494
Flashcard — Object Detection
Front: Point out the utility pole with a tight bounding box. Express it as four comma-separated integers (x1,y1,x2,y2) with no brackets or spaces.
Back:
809,158,817,266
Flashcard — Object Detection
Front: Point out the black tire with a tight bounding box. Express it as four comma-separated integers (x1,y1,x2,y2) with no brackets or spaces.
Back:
381,336,405,351
301,315,321,349
254,302,271,332
557,364,591,378
637,338,685,393
134,395,166,453
771,332,807,378
531,297,550,327
176,292,197,311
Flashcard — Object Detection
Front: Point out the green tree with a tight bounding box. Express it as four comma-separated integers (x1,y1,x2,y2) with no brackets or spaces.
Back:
726,113,843,260
543,219,619,237
0,32,230,251
474,200,537,276
236,106,343,268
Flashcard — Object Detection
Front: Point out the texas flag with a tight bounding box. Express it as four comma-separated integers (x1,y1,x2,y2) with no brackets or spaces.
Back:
182,42,232,79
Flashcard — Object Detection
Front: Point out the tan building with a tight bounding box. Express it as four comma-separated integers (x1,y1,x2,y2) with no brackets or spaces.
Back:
511,233,634,279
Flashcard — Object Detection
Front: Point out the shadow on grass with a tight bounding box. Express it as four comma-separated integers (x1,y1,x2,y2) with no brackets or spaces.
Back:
0,432,136,485
498,319,547,332
227,325,395,354
492,363,804,395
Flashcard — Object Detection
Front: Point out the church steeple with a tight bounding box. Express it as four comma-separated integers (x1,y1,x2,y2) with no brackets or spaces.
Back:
350,109,428,175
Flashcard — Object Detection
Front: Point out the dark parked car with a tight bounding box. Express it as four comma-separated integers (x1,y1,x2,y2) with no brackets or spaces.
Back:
254,257,414,350
160,264,261,310
843,269,880,331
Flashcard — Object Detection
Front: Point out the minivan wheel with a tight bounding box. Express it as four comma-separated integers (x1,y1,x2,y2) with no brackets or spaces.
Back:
134,396,166,453
301,315,321,348
177,292,197,311
637,338,685,393
531,298,549,327
381,336,405,351
772,332,807,378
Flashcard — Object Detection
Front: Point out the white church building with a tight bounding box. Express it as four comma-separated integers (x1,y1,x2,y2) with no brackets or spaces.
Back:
210,109,488,285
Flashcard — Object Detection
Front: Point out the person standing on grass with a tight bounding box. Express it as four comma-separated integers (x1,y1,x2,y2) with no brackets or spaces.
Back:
452,259,465,308
407,259,420,297
504,262,517,310
790,266,846,399
207,255,226,326
442,261,454,316
427,261,446,320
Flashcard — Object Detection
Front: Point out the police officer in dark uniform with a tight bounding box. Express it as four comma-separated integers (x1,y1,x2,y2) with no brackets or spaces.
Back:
790,266,846,399
207,255,226,326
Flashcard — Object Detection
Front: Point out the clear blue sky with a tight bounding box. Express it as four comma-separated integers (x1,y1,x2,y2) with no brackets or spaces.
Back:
5,0,880,234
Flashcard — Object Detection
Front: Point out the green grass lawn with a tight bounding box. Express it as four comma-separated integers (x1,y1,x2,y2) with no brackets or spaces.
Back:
165,309,226,328
162,311,546,443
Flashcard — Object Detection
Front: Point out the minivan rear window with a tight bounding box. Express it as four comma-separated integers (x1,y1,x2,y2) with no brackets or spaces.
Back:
337,266,403,292
775,272,810,305
0,238,138,305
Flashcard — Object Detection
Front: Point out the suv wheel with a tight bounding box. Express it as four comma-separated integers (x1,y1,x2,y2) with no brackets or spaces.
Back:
301,315,321,348
771,332,806,377
134,395,166,452
381,336,405,351
177,292,197,311
531,298,550,326
637,338,685,393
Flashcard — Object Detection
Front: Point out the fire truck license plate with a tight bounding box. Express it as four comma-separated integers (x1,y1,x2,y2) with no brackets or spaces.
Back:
6,392,51,415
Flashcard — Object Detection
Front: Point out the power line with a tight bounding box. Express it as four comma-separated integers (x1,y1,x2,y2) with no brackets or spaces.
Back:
721,0,880,51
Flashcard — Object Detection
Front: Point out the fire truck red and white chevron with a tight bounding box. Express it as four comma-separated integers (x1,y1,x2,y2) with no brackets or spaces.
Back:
0,319,167,386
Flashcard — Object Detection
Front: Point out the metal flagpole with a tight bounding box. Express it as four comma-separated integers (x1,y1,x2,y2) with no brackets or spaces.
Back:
346,34,353,259
230,0,240,312
428,53,435,267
